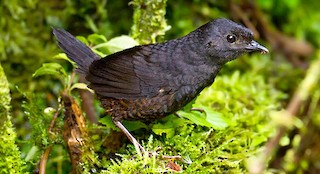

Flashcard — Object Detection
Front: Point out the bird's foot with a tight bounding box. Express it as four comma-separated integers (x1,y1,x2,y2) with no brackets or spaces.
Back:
191,108,205,113
113,121,184,161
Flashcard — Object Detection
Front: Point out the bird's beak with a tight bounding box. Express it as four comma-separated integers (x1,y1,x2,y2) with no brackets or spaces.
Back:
246,40,269,54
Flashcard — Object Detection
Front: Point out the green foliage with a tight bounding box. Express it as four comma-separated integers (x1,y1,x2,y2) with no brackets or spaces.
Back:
0,0,117,122
152,115,190,138
0,64,26,173
92,35,138,55
1,0,57,92
176,105,231,130
33,63,68,86
0,65,11,116
22,93,61,148
99,116,148,132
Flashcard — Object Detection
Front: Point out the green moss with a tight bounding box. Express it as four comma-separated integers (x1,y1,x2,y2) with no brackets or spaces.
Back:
0,64,26,173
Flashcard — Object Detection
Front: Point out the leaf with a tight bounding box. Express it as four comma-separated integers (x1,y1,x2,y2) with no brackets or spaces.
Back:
93,49,106,58
53,53,76,67
122,120,148,131
76,36,89,46
251,135,268,147
99,116,148,132
182,99,196,111
99,116,118,131
93,35,138,53
176,111,210,127
88,34,107,45
177,104,230,130
195,104,231,129
152,115,189,138
70,83,94,93
32,63,68,84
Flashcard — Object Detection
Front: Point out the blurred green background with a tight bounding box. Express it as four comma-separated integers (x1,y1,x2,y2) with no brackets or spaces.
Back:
1,0,320,173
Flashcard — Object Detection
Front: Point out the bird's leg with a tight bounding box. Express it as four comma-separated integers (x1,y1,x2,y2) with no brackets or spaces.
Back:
113,120,145,157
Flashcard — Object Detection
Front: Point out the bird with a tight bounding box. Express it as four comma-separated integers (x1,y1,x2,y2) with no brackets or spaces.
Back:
53,18,268,156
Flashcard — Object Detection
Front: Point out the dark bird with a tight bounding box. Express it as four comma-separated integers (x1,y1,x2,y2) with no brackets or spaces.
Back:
53,18,268,156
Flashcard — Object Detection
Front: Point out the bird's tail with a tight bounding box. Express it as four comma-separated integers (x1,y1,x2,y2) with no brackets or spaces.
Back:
52,28,100,76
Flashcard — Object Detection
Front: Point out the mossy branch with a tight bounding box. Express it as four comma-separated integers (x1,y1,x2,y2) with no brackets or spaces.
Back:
130,0,170,44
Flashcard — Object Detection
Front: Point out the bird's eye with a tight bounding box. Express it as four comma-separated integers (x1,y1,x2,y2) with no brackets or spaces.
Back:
227,35,236,43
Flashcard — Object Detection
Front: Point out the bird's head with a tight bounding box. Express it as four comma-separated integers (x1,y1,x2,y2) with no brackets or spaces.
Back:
198,18,268,65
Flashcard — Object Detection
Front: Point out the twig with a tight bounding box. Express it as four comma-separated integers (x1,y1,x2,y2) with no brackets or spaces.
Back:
48,108,61,134
39,106,62,173
80,90,97,123
39,146,52,174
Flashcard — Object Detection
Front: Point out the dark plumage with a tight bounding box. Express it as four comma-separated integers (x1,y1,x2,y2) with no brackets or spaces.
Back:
53,18,268,155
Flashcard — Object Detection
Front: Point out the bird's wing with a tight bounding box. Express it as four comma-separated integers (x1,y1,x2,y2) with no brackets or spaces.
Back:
86,43,184,99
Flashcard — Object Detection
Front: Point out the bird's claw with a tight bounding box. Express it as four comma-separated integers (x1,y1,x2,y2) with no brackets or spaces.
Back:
191,108,205,113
